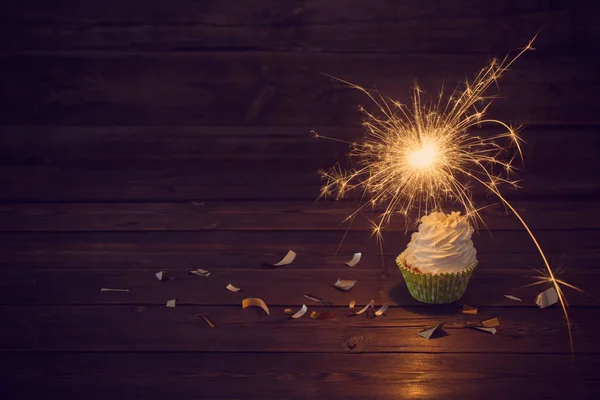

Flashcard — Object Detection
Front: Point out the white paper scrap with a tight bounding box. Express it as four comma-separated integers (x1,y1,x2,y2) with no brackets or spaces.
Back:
226,283,241,292
155,271,165,281
100,288,129,292
503,294,523,302
462,304,478,315
334,279,356,291
284,304,308,319
166,299,177,308
345,253,362,267
374,304,389,317
474,326,497,334
481,317,500,328
535,287,559,308
272,250,297,266
242,298,270,315
189,268,211,277
418,324,441,340
349,300,373,315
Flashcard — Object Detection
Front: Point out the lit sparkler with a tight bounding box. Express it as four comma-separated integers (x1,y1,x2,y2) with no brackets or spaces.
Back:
315,34,577,353
524,263,600,307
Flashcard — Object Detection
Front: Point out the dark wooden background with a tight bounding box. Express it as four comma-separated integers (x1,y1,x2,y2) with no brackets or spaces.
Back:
1,1,600,399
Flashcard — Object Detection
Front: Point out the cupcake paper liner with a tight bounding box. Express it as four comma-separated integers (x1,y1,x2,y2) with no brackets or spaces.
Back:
397,256,477,304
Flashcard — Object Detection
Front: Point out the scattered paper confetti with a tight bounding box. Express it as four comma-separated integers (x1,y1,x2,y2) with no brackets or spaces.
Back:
502,294,523,302
199,315,216,328
345,253,362,267
535,287,559,308
166,299,177,308
473,326,497,334
263,250,297,267
462,304,478,315
349,300,374,315
419,324,441,340
481,317,500,328
334,279,357,291
242,298,270,315
226,283,241,292
155,271,165,281
100,288,129,292
310,311,336,320
373,304,388,317
304,293,332,306
284,304,308,319
189,268,211,277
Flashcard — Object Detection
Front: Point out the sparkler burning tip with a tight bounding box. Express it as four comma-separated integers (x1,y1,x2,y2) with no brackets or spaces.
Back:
408,142,439,169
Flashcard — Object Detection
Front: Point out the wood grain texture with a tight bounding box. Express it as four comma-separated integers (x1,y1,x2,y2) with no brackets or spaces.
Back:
1,1,599,396
0,230,597,269
2,249,594,273
1,53,598,126
3,353,599,399
0,0,576,53
0,126,597,173
0,306,595,354
0,0,577,25
0,126,597,202
0,200,598,232
1,166,598,202
1,267,598,307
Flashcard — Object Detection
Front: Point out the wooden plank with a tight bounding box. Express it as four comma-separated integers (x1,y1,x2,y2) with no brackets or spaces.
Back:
1,249,593,272
0,230,597,269
3,353,599,399
0,126,597,174
0,0,575,25
0,165,598,201
0,126,341,167
0,306,597,353
0,53,598,125
0,1,574,53
1,200,598,232
1,267,598,306
1,126,596,201
0,165,320,201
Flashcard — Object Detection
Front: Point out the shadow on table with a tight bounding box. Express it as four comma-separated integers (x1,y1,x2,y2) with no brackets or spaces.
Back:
388,283,462,317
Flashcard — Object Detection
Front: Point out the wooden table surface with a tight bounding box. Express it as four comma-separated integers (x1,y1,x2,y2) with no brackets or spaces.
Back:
1,1,600,399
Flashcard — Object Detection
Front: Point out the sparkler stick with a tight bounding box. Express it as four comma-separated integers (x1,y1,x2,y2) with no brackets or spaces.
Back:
316,34,578,353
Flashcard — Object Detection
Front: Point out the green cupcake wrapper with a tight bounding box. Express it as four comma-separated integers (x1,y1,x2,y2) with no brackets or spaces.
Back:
397,255,477,304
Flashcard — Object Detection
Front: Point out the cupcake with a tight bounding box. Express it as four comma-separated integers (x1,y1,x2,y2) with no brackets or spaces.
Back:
396,211,477,304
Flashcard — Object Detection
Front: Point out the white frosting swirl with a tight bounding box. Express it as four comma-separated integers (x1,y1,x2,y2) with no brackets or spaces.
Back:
400,211,477,274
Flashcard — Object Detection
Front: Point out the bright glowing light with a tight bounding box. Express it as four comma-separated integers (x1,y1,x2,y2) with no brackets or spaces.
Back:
315,34,576,353
408,142,439,169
